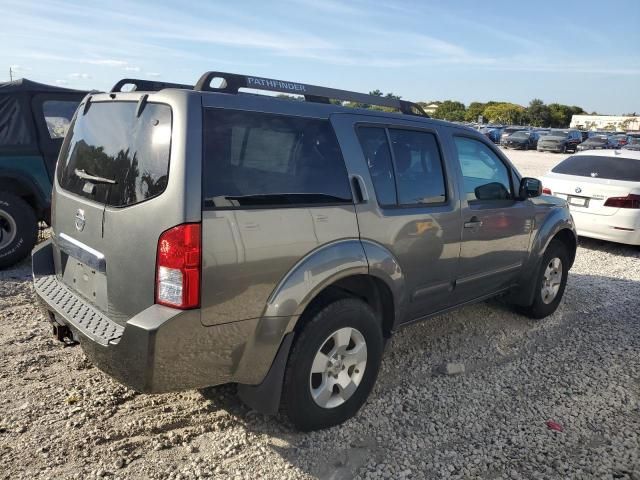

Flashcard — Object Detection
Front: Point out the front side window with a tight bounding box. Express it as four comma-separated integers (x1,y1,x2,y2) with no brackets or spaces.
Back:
453,136,512,202
203,109,352,208
43,100,80,139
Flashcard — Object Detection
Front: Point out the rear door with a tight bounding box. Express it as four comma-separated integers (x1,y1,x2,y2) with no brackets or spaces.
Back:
450,133,535,303
332,114,462,322
52,91,200,324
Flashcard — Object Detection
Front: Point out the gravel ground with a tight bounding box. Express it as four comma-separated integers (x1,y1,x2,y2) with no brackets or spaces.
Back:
1,150,639,479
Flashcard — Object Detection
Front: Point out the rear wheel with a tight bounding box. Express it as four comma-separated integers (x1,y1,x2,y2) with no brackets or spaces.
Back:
519,239,569,319
0,192,38,269
282,298,383,431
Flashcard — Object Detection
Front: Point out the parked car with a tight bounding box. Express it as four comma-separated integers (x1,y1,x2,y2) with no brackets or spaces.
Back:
0,78,87,267
623,136,640,151
537,129,582,153
542,150,640,245
480,127,503,144
611,134,628,149
577,135,616,151
503,130,539,150
500,126,528,146
32,72,577,431
579,130,590,141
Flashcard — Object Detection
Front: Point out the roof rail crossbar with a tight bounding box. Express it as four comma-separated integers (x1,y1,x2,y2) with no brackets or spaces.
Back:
194,71,428,117
110,78,193,93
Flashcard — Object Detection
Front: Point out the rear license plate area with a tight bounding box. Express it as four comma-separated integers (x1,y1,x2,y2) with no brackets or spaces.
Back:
61,257,107,307
568,196,589,207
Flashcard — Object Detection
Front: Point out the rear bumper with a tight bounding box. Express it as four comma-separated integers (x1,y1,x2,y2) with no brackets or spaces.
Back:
32,240,290,393
571,210,640,246
538,144,565,152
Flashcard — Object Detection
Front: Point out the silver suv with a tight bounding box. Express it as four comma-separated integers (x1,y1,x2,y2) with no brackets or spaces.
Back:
32,72,577,431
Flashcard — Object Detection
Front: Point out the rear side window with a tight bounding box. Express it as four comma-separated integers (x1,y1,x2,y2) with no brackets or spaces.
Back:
203,109,352,208
0,95,31,146
43,100,79,139
357,126,446,207
552,155,640,181
357,127,396,206
388,129,446,205
57,102,172,207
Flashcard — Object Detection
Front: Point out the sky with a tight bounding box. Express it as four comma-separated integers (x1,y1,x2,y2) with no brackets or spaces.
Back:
2,0,639,114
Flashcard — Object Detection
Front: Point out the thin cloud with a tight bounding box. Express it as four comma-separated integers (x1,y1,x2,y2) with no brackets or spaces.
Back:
124,66,141,72
69,73,91,79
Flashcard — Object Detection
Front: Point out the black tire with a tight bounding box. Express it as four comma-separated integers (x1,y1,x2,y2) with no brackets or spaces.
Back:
0,192,38,269
282,298,383,431
520,239,569,319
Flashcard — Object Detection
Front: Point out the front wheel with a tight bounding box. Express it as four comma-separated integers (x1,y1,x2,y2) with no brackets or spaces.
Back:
0,192,38,269
282,298,383,431
519,240,569,319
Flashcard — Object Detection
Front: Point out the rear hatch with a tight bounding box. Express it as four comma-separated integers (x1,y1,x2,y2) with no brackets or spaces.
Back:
52,93,195,325
543,154,640,216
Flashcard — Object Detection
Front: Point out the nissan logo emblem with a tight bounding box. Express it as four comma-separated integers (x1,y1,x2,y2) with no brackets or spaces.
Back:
575,187,582,194
75,209,86,232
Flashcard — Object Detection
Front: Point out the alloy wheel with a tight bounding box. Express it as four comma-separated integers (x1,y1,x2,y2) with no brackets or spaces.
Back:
309,327,367,409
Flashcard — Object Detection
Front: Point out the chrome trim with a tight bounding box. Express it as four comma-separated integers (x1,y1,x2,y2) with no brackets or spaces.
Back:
57,232,106,272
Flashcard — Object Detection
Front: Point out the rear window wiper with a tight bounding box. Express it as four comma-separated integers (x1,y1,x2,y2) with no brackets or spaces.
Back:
74,169,117,185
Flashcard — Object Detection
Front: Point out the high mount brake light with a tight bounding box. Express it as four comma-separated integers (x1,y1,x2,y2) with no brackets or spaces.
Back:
155,223,201,309
603,194,640,209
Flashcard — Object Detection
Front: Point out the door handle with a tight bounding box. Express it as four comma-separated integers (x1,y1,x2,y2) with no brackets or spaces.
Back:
464,216,483,228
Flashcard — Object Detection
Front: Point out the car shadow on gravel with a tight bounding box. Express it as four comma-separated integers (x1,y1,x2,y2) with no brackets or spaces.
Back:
195,270,640,480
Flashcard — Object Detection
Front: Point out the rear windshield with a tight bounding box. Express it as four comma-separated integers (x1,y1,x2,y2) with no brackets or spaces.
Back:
57,101,172,207
202,109,352,208
551,155,640,182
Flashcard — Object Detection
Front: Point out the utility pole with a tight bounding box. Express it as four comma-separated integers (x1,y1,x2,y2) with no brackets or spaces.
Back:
9,67,13,81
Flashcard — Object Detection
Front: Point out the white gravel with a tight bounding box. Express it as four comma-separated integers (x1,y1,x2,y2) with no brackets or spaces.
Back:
1,150,639,479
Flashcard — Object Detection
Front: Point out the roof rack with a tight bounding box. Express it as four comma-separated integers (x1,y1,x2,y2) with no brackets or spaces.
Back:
111,78,193,93
194,71,428,117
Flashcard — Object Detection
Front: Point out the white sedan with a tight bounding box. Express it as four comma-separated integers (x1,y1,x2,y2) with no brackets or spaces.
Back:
541,150,640,246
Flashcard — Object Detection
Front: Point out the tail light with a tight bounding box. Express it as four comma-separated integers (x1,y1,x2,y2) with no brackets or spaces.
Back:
542,187,552,195
603,194,640,209
155,223,201,309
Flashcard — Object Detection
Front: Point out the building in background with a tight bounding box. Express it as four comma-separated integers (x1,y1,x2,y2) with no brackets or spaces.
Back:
570,115,640,132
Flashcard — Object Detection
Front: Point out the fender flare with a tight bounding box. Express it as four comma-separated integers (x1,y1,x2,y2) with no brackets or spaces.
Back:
509,207,577,306
0,168,49,219
238,238,405,415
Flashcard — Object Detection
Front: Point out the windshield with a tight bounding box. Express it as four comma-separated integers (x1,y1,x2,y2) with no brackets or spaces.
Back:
511,132,529,139
57,101,172,207
552,155,640,182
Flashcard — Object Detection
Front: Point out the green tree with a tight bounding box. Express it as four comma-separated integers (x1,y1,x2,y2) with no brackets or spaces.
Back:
432,100,466,122
483,103,526,124
526,99,551,127
464,102,486,122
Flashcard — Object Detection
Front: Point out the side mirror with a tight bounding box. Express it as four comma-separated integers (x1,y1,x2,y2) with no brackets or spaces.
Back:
519,177,542,199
